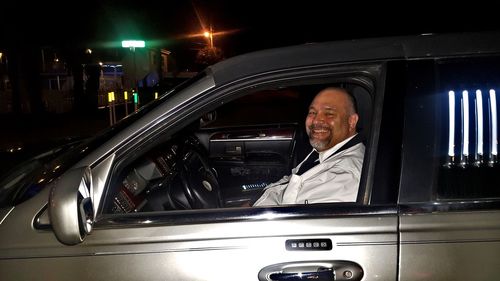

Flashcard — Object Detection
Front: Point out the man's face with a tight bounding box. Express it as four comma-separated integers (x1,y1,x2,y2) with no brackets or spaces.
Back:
305,89,358,152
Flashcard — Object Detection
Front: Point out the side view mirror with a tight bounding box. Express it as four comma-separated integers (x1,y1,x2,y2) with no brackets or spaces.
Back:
49,166,94,245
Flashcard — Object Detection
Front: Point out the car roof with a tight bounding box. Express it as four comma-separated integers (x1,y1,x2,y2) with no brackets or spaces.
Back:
209,31,500,85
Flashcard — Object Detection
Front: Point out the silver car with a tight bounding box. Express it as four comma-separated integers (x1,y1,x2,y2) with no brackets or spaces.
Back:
2,31,500,281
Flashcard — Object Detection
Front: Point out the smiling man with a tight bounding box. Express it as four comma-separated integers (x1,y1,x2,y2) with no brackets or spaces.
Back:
253,87,365,206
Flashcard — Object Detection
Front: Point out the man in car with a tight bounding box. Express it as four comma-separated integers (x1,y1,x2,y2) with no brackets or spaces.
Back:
253,87,365,206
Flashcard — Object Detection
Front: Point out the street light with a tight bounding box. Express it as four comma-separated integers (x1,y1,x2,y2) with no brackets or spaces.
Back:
121,40,145,48
121,40,145,86
197,28,224,65
203,30,213,48
121,40,145,111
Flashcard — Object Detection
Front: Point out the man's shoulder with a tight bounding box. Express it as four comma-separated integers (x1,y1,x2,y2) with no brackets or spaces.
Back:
323,143,364,168
334,142,365,158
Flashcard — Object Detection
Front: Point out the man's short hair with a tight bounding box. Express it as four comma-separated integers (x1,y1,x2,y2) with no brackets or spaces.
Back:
322,86,358,114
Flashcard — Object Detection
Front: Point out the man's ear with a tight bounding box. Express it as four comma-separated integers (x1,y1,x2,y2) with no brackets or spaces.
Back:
348,113,359,132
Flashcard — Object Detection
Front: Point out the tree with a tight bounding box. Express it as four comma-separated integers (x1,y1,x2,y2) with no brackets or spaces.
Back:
195,46,224,66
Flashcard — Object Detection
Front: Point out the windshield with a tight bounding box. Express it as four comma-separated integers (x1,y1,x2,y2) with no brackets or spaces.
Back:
0,72,207,208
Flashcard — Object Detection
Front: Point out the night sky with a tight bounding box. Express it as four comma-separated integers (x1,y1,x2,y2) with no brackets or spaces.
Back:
2,1,500,63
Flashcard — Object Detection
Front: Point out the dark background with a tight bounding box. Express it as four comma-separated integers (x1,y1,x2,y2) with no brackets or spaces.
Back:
1,0,499,172
3,1,500,58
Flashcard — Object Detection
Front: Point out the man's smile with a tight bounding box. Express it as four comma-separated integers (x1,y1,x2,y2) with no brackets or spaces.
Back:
310,126,331,138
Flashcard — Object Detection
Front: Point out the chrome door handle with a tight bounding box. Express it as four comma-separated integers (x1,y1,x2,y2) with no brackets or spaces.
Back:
269,268,333,281
258,260,363,281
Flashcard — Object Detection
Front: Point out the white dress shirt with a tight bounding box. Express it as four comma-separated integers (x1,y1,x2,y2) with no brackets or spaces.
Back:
253,134,365,206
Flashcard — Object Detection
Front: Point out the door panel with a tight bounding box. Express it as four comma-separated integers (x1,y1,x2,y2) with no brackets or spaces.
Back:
0,206,398,281
400,208,500,281
208,126,297,206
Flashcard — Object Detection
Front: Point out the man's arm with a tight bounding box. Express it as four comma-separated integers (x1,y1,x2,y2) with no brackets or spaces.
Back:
251,175,290,206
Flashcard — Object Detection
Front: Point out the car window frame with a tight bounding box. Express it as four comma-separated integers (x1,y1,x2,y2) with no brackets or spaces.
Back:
95,62,389,226
399,55,500,207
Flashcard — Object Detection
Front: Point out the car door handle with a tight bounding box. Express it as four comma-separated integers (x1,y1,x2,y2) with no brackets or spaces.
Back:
268,268,333,281
258,260,363,281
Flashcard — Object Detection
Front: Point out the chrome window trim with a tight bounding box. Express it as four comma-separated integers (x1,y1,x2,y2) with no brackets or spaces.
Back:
95,204,397,228
210,137,293,142
91,153,115,216
400,200,500,214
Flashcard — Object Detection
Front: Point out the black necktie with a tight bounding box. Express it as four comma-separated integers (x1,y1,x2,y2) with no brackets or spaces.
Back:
296,151,319,175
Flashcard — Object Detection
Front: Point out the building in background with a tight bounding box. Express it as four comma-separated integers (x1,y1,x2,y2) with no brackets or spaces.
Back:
0,44,195,114
40,48,74,113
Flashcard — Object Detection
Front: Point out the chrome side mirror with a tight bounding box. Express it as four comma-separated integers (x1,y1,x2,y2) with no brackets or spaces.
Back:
49,166,94,245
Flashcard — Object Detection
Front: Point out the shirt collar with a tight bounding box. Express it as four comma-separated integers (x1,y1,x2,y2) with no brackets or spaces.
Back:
317,133,357,163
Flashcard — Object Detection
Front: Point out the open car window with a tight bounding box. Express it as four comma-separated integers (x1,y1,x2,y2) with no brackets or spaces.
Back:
102,79,373,214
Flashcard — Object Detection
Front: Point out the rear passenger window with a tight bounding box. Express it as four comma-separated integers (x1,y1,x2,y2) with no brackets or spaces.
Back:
438,58,500,199
402,57,500,202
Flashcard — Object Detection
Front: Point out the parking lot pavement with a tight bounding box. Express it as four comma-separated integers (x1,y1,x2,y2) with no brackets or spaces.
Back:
0,111,110,174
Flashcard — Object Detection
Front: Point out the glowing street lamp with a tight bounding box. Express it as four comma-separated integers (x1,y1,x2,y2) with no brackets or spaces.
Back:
204,30,214,48
121,40,145,48
121,40,145,93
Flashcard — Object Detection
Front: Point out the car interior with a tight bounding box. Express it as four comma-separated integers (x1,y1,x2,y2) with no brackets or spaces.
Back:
105,81,373,213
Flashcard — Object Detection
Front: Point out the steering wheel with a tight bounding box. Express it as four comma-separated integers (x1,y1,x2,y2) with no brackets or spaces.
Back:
177,148,222,209
140,136,222,211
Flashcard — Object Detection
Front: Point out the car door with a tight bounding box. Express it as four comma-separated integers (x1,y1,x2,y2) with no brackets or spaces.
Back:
0,61,400,281
398,58,500,280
